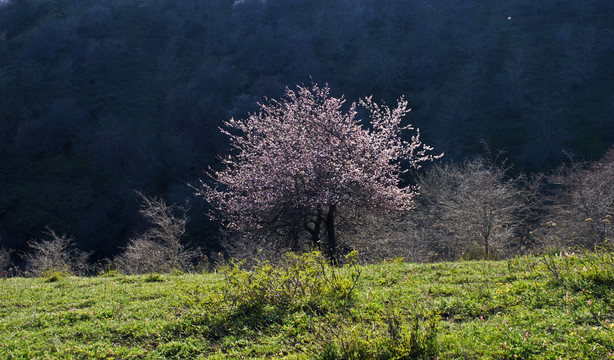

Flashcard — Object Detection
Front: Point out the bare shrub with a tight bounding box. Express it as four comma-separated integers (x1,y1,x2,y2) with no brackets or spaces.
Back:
113,193,200,274
25,229,90,276
539,147,614,250
410,157,527,260
0,246,12,274
221,231,290,267
330,209,424,263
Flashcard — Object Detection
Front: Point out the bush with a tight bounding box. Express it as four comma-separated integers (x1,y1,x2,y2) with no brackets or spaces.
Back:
411,156,527,260
0,246,12,274
540,148,614,251
113,193,200,274
215,251,362,316
174,251,362,343
25,228,90,276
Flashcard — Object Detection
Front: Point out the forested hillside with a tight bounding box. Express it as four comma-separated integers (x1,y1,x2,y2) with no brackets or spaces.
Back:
1,0,613,259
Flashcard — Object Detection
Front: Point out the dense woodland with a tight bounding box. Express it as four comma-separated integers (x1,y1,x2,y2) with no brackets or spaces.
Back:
1,0,614,265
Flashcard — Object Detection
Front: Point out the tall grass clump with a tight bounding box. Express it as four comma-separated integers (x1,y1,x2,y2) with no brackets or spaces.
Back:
315,306,439,360
541,247,614,293
539,246,614,333
175,251,362,342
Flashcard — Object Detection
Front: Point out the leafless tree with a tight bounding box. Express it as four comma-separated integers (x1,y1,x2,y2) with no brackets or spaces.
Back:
539,147,614,250
25,228,90,276
333,209,425,263
113,193,200,274
411,157,527,260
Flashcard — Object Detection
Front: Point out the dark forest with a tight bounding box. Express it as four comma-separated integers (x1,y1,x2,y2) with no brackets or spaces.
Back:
1,0,613,261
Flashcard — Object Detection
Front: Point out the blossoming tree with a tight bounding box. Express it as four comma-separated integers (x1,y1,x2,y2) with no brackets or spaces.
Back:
200,84,440,262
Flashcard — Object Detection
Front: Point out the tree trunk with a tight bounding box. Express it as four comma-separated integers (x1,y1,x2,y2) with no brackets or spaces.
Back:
305,208,323,250
289,223,300,251
325,204,338,264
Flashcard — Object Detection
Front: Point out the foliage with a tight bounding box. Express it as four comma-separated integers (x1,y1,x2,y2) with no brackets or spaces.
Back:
1,253,614,358
113,193,200,274
200,83,439,262
213,251,362,316
541,248,614,294
315,307,439,360
24,228,90,276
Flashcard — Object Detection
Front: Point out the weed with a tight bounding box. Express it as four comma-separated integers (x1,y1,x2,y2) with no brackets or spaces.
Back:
314,305,439,360
42,270,69,282
144,272,164,283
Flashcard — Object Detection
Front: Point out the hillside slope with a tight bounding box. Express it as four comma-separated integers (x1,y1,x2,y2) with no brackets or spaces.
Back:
1,253,613,358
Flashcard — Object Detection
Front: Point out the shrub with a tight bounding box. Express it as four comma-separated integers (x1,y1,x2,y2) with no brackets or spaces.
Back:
174,251,362,343
25,228,90,276
214,251,362,316
113,193,200,274
411,156,527,260
540,148,614,251
0,246,12,274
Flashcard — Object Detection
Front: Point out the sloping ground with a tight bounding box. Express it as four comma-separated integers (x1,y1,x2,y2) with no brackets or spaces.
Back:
1,252,613,359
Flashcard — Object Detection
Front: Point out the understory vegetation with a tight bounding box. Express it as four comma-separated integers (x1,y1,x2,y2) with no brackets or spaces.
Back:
2,250,613,359
1,145,611,275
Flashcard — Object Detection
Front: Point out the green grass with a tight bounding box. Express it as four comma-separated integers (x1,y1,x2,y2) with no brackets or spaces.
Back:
1,252,614,359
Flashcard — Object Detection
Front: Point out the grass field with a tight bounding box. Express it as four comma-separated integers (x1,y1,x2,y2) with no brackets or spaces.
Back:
1,251,613,359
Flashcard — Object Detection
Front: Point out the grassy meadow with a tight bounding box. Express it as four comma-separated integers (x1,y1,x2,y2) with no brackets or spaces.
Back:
1,251,613,359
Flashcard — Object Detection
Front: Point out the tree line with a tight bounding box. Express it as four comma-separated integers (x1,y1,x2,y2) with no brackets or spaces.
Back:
1,84,612,276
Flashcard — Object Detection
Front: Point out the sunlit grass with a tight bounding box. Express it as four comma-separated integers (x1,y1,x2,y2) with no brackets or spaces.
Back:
1,252,613,359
